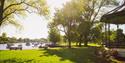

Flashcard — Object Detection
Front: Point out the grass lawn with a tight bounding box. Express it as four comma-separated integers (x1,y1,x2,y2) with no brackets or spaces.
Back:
0,47,121,63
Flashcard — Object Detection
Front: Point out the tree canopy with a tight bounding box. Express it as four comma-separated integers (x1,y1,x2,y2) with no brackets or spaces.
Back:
0,0,49,26
52,0,118,47
48,26,61,44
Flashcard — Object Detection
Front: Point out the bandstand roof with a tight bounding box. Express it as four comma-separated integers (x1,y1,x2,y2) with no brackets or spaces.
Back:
100,1,125,24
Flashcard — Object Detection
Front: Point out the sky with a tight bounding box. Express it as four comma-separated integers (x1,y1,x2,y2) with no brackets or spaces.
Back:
0,0,124,39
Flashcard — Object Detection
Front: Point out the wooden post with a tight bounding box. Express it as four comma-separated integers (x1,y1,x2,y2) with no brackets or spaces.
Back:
105,23,108,46
117,24,119,47
108,24,110,47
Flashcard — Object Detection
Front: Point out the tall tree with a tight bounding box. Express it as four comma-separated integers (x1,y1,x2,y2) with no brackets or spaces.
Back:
53,0,85,48
48,26,61,45
77,0,118,46
0,0,49,26
53,0,118,47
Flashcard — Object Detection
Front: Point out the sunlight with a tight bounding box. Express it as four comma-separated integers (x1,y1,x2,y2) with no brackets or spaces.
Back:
0,0,70,39
0,0,125,63
0,0,124,39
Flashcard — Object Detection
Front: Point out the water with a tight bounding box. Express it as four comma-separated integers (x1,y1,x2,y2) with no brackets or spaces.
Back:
0,42,41,50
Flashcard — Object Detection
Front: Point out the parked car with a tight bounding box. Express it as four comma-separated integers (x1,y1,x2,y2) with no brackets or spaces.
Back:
39,43,48,48
7,44,22,50
47,42,58,47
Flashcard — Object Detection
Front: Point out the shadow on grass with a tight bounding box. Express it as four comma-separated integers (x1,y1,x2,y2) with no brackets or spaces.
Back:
40,47,110,63
0,58,34,63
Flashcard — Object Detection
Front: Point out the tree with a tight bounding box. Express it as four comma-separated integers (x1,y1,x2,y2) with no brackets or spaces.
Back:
53,0,85,48
10,37,17,43
0,32,8,43
115,29,125,42
77,0,118,46
48,27,61,45
18,37,23,42
0,0,49,26
53,0,118,47
90,22,104,44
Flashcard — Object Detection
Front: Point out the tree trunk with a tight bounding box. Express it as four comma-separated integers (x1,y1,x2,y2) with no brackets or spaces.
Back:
84,35,88,47
67,21,72,48
78,41,82,47
68,39,71,48
76,42,78,46
78,35,83,47
78,38,82,47
0,0,5,26
84,41,88,47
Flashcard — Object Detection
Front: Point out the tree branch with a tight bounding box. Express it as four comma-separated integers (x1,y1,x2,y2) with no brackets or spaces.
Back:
3,0,25,13
23,2,38,9
3,10,16,21
3,7,28,21
89,0,96,21
91,0,104,24
3,0,37,14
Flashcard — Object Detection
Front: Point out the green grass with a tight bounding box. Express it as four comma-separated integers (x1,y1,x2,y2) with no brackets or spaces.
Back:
0,47,119,63
59,42,101,47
